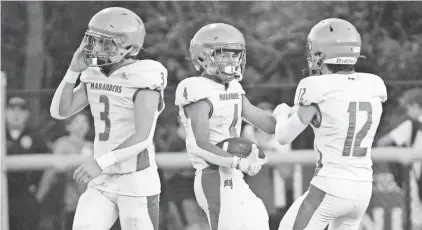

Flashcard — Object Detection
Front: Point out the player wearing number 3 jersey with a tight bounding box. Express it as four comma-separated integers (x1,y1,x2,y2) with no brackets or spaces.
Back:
273,18,387,230
175,23,277,230
50,7,167,230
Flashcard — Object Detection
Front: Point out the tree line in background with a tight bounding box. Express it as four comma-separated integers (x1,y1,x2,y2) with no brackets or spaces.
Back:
1,1,422,135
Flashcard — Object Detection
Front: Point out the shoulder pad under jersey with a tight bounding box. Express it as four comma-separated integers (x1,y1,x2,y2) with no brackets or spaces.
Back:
358,73,387,103
228,80,246,95
175,77,214,107
294,76,324,106
79,67,99,83
124,60,167,91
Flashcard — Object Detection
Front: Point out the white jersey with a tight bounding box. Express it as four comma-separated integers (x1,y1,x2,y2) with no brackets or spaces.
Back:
294,72,387,184
175,77,245,172
79,59,167,196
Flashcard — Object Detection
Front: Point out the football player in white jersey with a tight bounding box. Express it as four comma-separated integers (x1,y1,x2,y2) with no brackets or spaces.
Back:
175,23,277,230
273,18,387,230
50,7,167,230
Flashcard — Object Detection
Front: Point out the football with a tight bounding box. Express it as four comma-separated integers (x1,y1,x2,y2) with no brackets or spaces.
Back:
216,137,266,159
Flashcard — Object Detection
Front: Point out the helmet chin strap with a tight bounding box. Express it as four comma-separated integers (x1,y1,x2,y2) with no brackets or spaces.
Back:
233,70,243,81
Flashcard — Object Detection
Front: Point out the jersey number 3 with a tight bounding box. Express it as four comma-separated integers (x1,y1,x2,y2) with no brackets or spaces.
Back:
99,95,111,141
342,102,372,157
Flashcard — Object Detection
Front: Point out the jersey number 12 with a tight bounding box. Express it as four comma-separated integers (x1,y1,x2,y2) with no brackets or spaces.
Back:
342,102,373,157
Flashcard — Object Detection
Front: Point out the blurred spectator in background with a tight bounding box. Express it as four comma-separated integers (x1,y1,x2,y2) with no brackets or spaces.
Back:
377,88,422,228
155,114,187,153
5,96,51,230
36,110,93,230
241,101,293,230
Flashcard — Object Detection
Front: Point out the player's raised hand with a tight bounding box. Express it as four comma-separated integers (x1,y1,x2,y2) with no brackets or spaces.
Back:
69,36,91,72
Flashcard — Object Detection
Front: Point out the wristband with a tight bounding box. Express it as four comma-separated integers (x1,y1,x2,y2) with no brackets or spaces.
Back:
63,69,80,83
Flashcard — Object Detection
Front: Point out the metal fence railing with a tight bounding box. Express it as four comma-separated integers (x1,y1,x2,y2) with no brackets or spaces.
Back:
1,148,420,230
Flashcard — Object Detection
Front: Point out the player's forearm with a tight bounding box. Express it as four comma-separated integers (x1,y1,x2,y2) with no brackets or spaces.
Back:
50,70,80,119
96,124,156,170
275,112,307,145
194,140,236,168
95,135,152,170
243,109,276,134
113,133,147,151
249,113,276,134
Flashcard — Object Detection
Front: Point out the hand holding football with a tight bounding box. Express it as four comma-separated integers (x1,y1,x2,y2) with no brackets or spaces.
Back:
216,137,266,159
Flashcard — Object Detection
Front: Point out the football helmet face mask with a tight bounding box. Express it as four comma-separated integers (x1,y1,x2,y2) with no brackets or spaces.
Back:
189,23,246,83
306,18,362,75
83,7,146,67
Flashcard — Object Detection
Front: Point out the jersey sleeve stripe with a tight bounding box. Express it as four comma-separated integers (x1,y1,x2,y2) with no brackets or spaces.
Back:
205,98,214,118
158,91,164,112
314,148,323,176
82,82,88,95
311,103,322,128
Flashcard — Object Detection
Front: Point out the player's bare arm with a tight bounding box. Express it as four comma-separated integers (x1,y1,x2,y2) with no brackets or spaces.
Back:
50,83,88,119
73,89,160,183
184,99,236,167
273,103,317,145
50,37,90,119
242,95,276,134
107,89,160,152
184,99,263,175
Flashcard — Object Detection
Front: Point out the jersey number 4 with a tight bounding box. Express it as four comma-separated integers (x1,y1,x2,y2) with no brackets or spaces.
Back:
229,104,239,137
99,95,111,141
342,102,372,157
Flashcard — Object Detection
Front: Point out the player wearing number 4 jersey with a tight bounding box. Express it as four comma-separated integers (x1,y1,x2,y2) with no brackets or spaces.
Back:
50,7,167,230
273,18,387,230
175,23,277,230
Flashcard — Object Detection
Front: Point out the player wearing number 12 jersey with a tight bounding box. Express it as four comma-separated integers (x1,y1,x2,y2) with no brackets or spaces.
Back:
175,23,277,230
50,7,167,230
273,18,387,230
